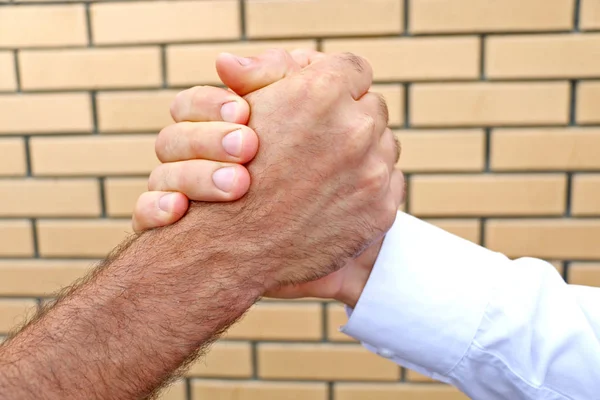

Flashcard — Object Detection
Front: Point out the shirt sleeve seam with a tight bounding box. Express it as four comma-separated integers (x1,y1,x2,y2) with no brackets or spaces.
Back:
457,341,575,400
442,298,491,376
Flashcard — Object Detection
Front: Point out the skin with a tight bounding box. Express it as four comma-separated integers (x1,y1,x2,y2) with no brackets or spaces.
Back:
135,49,403,307
0,52,402,399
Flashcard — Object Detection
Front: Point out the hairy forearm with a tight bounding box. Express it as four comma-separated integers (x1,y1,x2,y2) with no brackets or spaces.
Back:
0,207,265,400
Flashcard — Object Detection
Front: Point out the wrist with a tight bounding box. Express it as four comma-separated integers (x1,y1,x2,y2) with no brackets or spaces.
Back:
333,239,384,308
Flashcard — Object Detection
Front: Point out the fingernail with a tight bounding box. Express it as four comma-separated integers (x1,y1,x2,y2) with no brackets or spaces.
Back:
212,167,236,192
236,56,252,66
158,193,176,212
222,129,243,157
220,101,238,123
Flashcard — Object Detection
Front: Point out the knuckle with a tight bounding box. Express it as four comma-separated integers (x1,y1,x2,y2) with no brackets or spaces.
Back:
378,197,398,230
147,165,164,191
155,124,174,161
374,93,389,126
358,113,377,137
189,85,210,111
173,163,190,192
338,52,368,73
360,161,389,195
334,52,372,76
170,90,186,120
338,115,375,162
264,48,289,62
171,87,199,120
394,135,402,163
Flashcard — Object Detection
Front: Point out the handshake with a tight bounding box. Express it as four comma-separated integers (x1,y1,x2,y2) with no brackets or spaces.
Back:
134,48,405,307
0,49,405,399
2,48,597,400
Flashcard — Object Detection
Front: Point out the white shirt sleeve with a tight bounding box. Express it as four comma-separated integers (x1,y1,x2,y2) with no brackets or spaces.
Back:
341,212,600,400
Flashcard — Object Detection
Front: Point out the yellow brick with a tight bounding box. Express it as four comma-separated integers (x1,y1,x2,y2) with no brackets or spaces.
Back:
323,37,479,81
0,52,15,91
91,0,239,45
491,128,600,171
0,260,92,297
0,300,37,334
0,138,26,176
0,5,87,48
97,91,176,132
167,40,316,86
225,303,321,341
20,48,162,90
258,343,399,381
335,383,468,400
406,369,436,382
186,342,252,378
411,82,570,127
487,34,600,79
31,135,157,176
573,175,600,216
0,220,33,257
191,380,328,400
327,303,357,342
156,380,186,400
246,0,402,38
569,263,600,287
424,219,481,244
410,174,566,217
37,219,131,258
104,178,147,217
581,0,600,29
552,261,566,276
486,219,600,260
411,0,573,34
577,82,600,124
0,179,100,217
373,85,404,126
0,93,92,134
396,130,484,172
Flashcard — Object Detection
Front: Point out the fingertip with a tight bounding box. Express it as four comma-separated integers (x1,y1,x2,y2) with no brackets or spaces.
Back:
237,126,260,163
159,192,189,217
216,52,254,96
233,99,250,125
132,191,189,233
229,165,251,200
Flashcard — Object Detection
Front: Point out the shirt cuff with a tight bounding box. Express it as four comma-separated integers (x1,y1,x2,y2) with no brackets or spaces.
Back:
340,211,508,376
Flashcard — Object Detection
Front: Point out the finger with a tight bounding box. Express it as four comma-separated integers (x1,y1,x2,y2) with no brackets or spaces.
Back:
132,191,189,233
148,161,251,201
216,49,301,96
156,122,259,164
312,52,373,100
289,48,327,68
170,86,250,124
379,128,400,172
390,168,406,209
357,92,389,138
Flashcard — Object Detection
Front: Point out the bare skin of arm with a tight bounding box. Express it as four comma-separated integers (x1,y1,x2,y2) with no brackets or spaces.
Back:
0,53,402,400
0,212,264,400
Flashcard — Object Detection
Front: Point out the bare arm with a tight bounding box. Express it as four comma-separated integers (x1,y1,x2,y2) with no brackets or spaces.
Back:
0,52,400,400
0,206,264,400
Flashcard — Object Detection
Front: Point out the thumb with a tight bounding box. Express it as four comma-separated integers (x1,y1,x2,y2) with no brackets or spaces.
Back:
216,49,302,96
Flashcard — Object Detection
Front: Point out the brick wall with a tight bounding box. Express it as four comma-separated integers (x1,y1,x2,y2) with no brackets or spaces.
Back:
1,0,599,398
